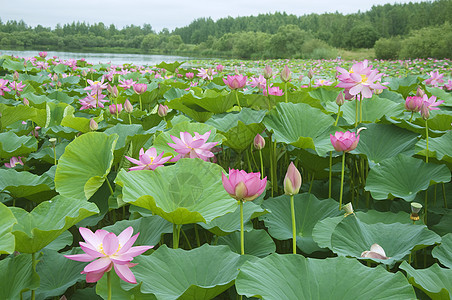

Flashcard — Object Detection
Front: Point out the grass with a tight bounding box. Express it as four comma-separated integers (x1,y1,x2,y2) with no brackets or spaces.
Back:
337,48,376,61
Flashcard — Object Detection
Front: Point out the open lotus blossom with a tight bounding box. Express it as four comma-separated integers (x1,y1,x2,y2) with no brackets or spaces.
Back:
38,51,48,58
249,75,266,90
216,64,224,72
9,81,26,92
79,92,108,109
125,147,171,171
421,94,444,111
424,70,444,87
197,67,217,80
223,74,247,90
119,79,136,89
222,169,267,202
336,60,386,98
4,156,24,168
445,79,452,91
185,72,194,79
168,131,218,162
64,227,153,283
313,79,333,87
0,79,11,96
84,78,108,94
132,83,147,94
361,243,389,260
330,128,365,152
263,84,284,96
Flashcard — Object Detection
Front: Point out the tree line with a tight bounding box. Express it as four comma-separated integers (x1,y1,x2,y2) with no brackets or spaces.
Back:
0,0,451,59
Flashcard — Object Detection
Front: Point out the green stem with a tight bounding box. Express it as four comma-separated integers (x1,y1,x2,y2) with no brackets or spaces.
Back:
128,113,132,125
139,95,142,111
328,152,332,198
425,119,429,164
308,172,314,194
173,224,181,249
359,95,363,123
339,151,346,210
53,146,57,165
284,82,288,103
31,252,37,300
334,106,341,126
272,140,277,195
424,189,428,225
409,111,414,122
269,135,274,197
443,183,448,209
181,228,192,249
105,178,114,197
259,150,264,179
107,271,112,300
290,195,297,254
355,98,359,127
235,90,242,110
115,97,118,119
240,201,244,255
194,224,201,247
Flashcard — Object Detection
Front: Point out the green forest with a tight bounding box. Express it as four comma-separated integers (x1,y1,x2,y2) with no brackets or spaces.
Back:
1,0,451,59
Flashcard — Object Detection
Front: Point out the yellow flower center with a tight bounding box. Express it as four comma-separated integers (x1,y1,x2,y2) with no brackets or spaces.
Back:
98,242,122,256
360,74,368,83
93,81,101,85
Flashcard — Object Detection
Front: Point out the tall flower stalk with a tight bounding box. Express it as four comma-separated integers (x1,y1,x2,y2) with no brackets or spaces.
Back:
284,162,302,254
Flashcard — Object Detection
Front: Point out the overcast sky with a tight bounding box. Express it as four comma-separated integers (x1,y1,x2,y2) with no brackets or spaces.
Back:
2,0,428,32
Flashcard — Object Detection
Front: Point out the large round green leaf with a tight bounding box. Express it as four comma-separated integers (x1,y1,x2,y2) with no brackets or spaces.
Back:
0,202,17,254
0,254,40,300
330,215,441,265
260,193,342,254
365,154,451,201
0,168,56,202
0,131,37,158
199,201,268,236
122,244,244,300
236,254,415,299
432,233,452,269
55,132,118,200
400,261,452,300
263,102,336,156
102,215,173,247
11,196,99,253
115,158,237,225
218,229,276,257
354,123,419,164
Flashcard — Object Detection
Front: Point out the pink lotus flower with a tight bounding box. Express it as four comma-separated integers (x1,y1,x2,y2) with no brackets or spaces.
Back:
133,83,147,94
185,72,194,79
38,51,47,58
64,227,153,283
216,64,224,72
222,169,267,202
280,65,291,83
313,79,333,87
284,162,302,195
330,129,364,152
197,67,217,80
119,79,136,89
361,243,389,260
405,96,423,112
79,92,108,110
445,79,452,91
125,147,171,171
124,99,133,113
263,84,284,96
4,156,24,168
223,74,247,90
85,78,107,94
253,134,265,150
9,81,26,92
422,94,444,111
249,75,266,90
0,79,11,96
158,104,168,117
424,70,444,87
168,131,218,162
109,104,123,115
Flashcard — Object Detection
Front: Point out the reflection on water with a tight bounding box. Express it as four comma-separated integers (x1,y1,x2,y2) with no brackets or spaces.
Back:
0,49,198,66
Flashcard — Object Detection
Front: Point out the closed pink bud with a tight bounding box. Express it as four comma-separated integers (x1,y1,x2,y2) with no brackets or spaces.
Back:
416,86,425,98
185,72,194,79
52,73,59,82
109,104,122,115
307,69,314,79
254,134,265,150
13,71,19,81
158,104,168,117
89,119,98,131
284,162,302,195
263,65,273,79
124,99,133,113
23,98,29,106
336,92,345,106
133,83,147,94
280,65,291,83
420,102,430,120
107,85,119,98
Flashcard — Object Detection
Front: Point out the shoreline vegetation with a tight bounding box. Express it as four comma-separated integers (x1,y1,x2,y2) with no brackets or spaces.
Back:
1,0,451,61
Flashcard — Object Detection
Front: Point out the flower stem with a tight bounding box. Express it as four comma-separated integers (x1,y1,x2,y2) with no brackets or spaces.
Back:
240,201,244,255
105,178,114,197
194,224,201,247
443,183,448,209
355,98,359,127
235,90,242,110
284,82,288,103
53,146,57,165
328,151,333,198
359,95,363,123
290,195,297,254
107,271,112,300
334,106,341,126
31,252,37,300
409,111,414,122
128,113,132,125
173,224,181,249
339,151,346,210
259,150,264,179
425,119,429,164
139,95,142,111
272,140,277,194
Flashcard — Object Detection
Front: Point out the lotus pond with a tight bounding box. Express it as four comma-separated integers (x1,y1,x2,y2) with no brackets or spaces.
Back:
0,52,452,300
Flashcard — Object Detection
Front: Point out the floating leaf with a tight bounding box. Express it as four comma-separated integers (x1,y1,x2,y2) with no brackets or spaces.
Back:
116,158,237,225
365,154,451,201
11,195,99,253
0,131,37,158
432,233,452,269
218,229,276,257
260,193,342,254
124,244,243,300
0,202,17,254
400,261,452,299
236,254,415,299
55,132,118,200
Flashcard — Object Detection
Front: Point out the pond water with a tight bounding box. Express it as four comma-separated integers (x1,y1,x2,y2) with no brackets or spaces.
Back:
0,49,203,67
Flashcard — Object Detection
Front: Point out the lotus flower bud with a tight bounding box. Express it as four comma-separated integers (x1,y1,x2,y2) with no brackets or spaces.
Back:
89,119,98,131
307,69,314,79
299,74,304,82
39,51,48,58
416,86,425,98
107,84,119,98
185,72,194,79
284,162,302,195
49,138,57,147
263,65,273,79
374,89,383,95
336,92,345,106
254,134,265,150
109,104,122,115
280,65,291,83
420,103,430,120
57,81,62,88
216,64,224,72
124,99,133,113
82,70,88,77
410,202,422,221
52,73,59,82
13,71,19,81
23,98,29,106
343,202,354,216
158,104,168,117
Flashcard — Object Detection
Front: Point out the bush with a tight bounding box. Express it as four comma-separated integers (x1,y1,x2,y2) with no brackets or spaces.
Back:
374,37,401,59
